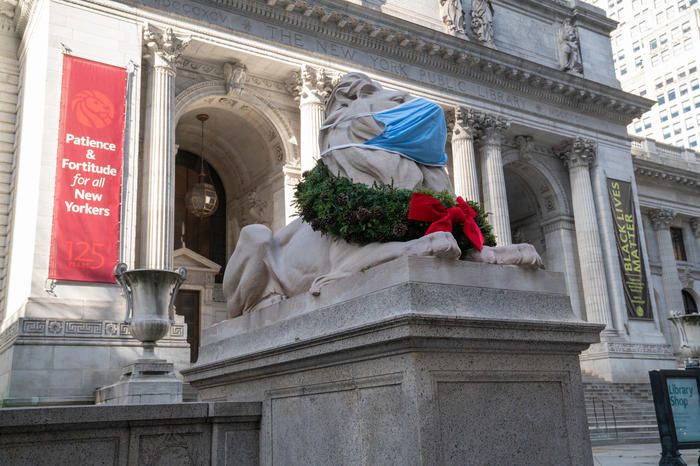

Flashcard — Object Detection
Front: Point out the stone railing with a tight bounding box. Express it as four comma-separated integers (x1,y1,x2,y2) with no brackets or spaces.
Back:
629,136,699,166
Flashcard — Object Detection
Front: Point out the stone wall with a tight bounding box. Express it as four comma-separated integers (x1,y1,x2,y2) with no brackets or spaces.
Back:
0,401,261,465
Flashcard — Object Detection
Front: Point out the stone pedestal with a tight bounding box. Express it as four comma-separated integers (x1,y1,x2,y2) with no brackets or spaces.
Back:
95,359,183,405
184,257,602,466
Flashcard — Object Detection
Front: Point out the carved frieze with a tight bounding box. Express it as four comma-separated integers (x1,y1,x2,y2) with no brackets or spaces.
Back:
140,0,650,123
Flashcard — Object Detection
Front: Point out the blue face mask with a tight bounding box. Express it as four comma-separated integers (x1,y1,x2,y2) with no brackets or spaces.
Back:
364,98,448,166
320,97,448,167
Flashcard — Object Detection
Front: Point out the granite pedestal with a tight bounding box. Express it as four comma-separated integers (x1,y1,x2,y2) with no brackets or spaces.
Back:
183,256,603,466
95,359,183,405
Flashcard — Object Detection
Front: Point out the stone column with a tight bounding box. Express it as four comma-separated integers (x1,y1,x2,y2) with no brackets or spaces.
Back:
477,114,511,245
450,107,480,203
650,209,685,313
142,25,189,270
690,218,700,263
286,65,334,173
558,138,612,329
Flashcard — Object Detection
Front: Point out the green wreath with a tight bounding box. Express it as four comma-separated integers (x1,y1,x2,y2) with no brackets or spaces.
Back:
294,161,496,253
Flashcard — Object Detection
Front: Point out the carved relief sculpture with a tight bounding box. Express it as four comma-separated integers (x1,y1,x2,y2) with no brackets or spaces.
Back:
561,18,584,74
471,0,494,46
439,0,466,37
223,61,247,95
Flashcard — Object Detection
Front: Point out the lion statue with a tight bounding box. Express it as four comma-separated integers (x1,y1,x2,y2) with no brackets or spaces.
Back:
223,73,542,318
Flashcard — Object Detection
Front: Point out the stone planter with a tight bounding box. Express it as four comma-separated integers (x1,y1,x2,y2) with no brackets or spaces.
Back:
669,313,700,368
114,263,187,359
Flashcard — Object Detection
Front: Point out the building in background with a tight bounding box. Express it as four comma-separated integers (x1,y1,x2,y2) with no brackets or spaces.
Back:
587,0,700,149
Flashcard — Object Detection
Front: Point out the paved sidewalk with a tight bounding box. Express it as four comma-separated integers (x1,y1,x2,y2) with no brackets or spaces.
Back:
593,443,699,465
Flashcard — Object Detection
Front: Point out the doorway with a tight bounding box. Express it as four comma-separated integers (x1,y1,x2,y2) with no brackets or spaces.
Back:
175,289,201,363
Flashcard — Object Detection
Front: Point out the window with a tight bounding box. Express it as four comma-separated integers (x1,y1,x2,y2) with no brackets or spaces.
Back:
689,63,698,74
673,122,682,134
650,38,658,50
666,73,674,85
695,96,700,108
635,56,644,69
663,125,671,138
620,65,628,76
691,79,699,91
679,68,687,79
640,88,648,97
671,227,687,261
661,49,670,62
634,121,643,133
682,21,691,33
683,290,698,314
668,89,677,101
652,55,660,66
660,110,669,122
683,100,691,113
689,135,698,148
655,79,664,89
684,38,694,51
671,106,679,118
686,116,695,129
643,117,652,129
680,83,688,96
633,41,641,52
660,33,668,45
671,27,680,41
658,94,666,105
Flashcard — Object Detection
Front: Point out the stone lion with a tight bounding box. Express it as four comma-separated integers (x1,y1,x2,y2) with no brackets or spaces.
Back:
223,73,542,318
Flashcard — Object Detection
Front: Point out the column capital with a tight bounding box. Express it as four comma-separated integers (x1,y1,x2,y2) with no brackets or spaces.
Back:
556,137,596,169
143,24,190,73
649,208,676,230
691,217,700,238
475,112,509,145
449,107,478,140
285,65,339,105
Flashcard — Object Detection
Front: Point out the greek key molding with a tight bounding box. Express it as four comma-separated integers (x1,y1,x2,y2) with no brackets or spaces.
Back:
0,318,187,352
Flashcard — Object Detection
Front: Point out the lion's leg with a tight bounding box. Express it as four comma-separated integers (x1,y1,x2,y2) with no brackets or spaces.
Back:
223,224,286,317
309,232,461,295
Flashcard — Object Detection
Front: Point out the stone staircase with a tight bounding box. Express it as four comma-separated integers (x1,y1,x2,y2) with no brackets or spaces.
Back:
584,375,659,445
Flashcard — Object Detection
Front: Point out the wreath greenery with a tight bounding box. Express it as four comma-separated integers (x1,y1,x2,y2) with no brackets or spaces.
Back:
294,161,496,253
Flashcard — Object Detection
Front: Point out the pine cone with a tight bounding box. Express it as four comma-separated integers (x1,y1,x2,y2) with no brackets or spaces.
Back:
392,223,408,237
356,207,370,223
336,193,349,205
371,206,384,218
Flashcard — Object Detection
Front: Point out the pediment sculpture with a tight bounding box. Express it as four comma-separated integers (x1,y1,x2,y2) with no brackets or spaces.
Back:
223,73,542,317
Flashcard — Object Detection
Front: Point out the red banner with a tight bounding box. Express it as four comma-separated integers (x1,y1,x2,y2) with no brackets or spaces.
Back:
49,56,127,283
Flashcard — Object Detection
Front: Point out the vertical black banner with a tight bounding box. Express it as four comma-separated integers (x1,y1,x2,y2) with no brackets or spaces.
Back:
607,178,652,319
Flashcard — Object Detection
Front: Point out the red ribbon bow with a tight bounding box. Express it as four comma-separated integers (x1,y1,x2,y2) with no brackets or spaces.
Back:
407,192,485,251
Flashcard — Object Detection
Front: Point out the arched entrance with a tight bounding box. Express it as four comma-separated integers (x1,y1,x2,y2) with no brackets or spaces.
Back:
171,83,297,359
504,154,584,319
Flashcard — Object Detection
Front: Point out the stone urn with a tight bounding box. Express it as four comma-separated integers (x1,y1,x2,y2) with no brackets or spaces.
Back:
669,312,700,368
115,263,187,359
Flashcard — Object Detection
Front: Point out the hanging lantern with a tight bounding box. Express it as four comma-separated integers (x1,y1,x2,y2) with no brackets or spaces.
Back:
185,114,219,218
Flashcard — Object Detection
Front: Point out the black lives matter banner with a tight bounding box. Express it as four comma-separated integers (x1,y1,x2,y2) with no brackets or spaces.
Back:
607,178,652,319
